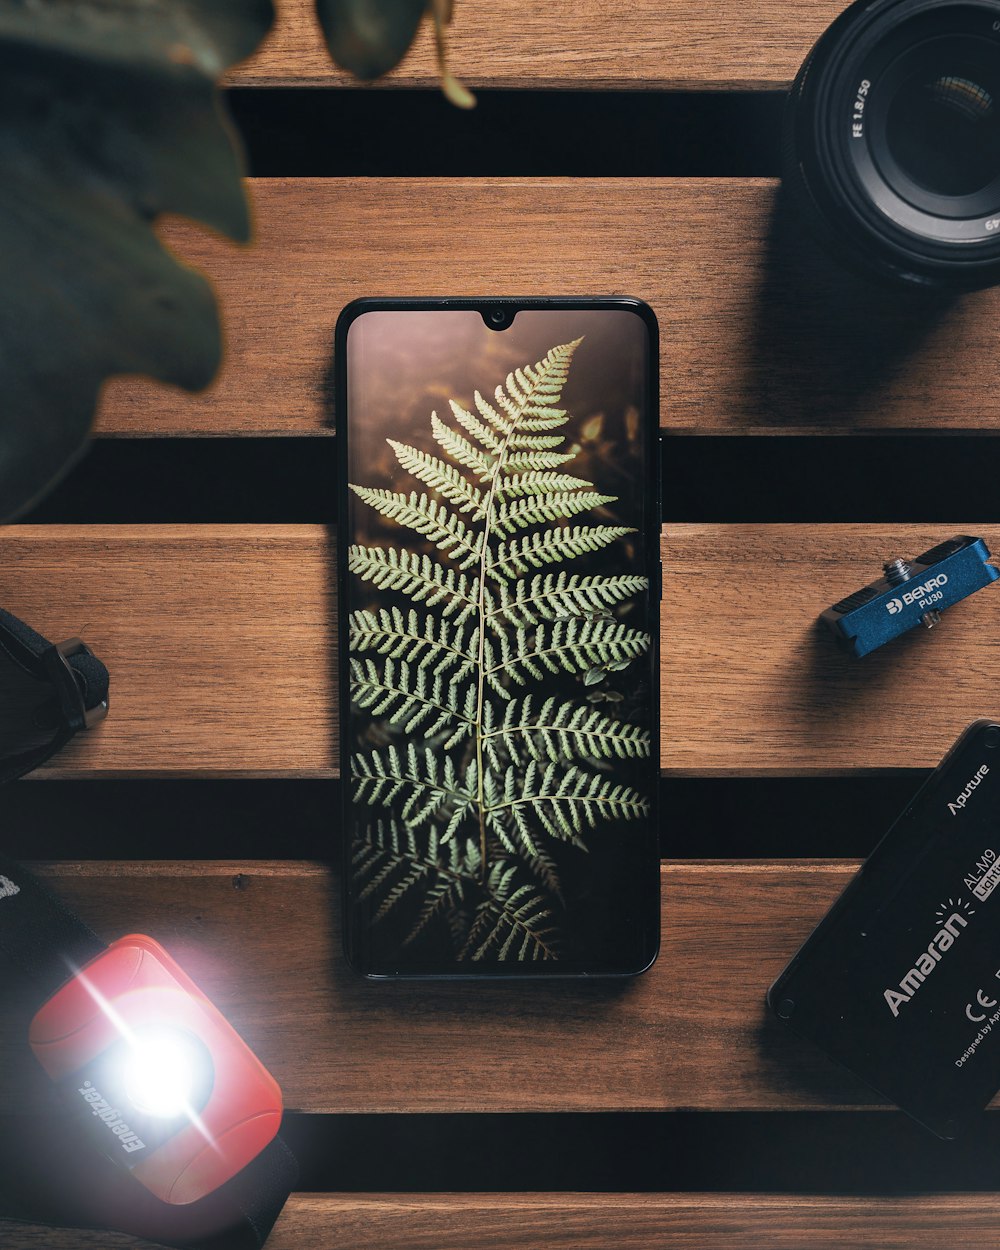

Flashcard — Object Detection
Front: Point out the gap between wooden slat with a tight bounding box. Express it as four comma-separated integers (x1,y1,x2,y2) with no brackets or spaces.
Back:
97,179,1000,438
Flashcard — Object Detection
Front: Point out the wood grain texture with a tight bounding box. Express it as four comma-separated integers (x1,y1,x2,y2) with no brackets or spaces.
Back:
4,523,996,778
664,524,1000,774
0,860,905,1113
0,526,335,778
96,179,1000,438
8,1193,1000,1250
230,0,845,90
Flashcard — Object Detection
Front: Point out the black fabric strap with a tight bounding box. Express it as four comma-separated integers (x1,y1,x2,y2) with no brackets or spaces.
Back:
0,607,110,784
0,857,296,1250
0,856,106,1003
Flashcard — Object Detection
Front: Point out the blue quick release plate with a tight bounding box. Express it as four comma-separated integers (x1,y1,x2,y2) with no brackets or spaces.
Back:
822,535,999,659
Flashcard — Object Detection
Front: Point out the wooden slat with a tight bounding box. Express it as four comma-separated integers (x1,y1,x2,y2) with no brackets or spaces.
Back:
665,524,1000,775
8,1193,1000,1250
0,526,335,779
231,0,844,91
0,860,901,1113
3,523,996,778
97,179,1000,438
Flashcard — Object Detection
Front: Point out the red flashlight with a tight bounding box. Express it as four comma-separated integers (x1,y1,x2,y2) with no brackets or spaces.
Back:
29,934,284,1207
0,855,295,1250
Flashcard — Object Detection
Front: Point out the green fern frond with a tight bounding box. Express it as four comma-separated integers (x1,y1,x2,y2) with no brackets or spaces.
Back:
494,491,616,536
400,833,481,945
481,778,561,897
525,842,562,899
403,874,466,945
490,525,636,579
481,766,519,858
487,572,649,628
505,432,566,449
461,862,560,961
473,390,512,436
348,546,477,620
348,487,482,568
353,818,427,909
387,439,485,514
496,471,592,498
353,744,477,831
485,695,651,763
353,819,482,944
350,657,476,740
349,607,477,675
484,618,649,689
504,449,577,472
475,387,569,437
431,412,495,480
486,760,648,846
493,342,580,426
492,378,567,431
449,398,501,452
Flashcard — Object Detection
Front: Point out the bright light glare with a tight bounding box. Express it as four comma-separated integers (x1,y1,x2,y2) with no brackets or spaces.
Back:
122,1031,199,1119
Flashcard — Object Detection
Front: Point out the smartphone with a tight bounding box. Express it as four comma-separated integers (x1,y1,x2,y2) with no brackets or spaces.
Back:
337,298,660,978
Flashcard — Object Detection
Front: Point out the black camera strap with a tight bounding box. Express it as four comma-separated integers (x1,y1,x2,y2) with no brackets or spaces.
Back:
0,856,297,1250
0,607,110,783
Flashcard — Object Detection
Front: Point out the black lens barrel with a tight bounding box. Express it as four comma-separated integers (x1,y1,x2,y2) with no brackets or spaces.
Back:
785,0,1000,288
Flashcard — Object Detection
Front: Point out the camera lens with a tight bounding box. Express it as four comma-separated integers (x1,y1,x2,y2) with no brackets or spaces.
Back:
886,70,998,197
487,307,509,327
785,0,1000,288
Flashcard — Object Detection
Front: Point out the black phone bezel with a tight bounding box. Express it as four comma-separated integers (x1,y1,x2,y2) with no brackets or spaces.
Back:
335,296,661,980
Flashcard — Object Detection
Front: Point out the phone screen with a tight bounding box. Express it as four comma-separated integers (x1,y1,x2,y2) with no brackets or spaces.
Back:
339,302,660,976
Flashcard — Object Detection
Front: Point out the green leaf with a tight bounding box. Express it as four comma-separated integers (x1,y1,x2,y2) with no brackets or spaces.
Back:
460,863,560,961
350,656,475,739
493,342,580,426
488,572,649,628
0,0,273,518
485,760,649,846
352,743,477,831
352,818,481,946
348,545,477,619
490,526,636,580
348,486,483,568
349,606,477,675
449,398,501,453
494,491,616,536
504,449,577,472
486,695,651,764
496,471,593,498
430,411,495,480
316,0,475,109
388,438,485,514
315,0,426,79
485,618,649,689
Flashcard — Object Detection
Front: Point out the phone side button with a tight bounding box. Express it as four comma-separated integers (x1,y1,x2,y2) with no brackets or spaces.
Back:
658,560,663,600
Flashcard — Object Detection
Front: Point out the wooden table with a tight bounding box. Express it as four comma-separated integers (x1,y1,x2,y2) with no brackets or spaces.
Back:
3,2,1000,1245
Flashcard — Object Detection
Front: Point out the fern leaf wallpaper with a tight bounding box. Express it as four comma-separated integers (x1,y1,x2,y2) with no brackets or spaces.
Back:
343,307,659,973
